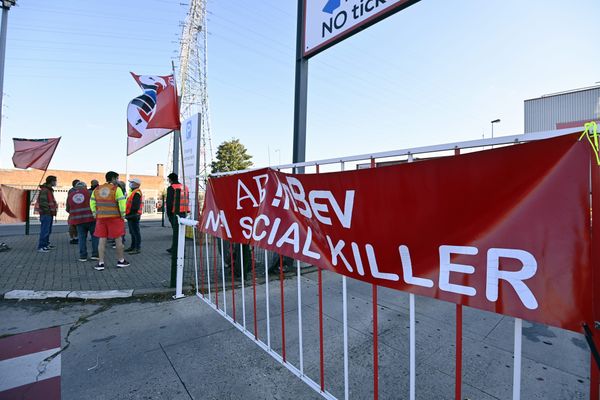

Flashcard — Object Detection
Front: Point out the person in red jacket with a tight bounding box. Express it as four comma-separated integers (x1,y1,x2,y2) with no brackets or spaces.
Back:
67,179,80,245
35,175,58,252
66,181,98,262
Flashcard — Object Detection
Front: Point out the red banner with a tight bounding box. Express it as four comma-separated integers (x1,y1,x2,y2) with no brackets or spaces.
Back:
0,185,27,224
200,134,594,333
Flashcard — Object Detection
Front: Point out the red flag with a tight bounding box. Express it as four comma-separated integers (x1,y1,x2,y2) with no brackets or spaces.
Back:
127,73,180,140
12,137,61,170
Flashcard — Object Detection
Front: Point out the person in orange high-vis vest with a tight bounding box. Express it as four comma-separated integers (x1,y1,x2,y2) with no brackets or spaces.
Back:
125,178,143,254
165,172,189,253
90,171,130,271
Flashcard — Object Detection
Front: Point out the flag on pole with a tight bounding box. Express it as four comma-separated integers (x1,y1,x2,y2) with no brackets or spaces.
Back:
126,73,180,155
12,137,61,170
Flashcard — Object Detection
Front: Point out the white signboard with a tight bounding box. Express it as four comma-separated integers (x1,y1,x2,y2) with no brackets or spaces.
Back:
304,0,419,57
181,113,201,219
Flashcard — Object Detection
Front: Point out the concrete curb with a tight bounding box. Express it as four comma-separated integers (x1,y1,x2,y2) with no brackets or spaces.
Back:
3,289,133,300
1,286,195,301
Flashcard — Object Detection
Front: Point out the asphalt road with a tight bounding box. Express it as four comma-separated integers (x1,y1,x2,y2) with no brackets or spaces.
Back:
0,270,591,399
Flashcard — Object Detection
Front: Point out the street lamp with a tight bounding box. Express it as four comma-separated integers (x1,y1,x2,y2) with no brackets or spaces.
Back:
491,119,501,139
274,149,281,166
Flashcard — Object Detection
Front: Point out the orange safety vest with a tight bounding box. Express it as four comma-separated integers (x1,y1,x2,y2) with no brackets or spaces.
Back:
126,188,143,215
94,184,120,219
171,183,190,213
67,188,94,225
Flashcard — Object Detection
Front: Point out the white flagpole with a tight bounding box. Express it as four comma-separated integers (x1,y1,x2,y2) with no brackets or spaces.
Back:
125,119,130,184
172,61,186,211
125,155,130,187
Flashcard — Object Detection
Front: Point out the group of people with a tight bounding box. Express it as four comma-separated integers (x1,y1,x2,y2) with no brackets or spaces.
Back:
35,171,144,271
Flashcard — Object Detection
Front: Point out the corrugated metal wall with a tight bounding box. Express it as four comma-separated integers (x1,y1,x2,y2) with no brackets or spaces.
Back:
524,86,600,132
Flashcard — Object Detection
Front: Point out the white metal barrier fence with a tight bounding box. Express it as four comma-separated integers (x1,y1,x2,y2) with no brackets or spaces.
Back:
176,127,592,400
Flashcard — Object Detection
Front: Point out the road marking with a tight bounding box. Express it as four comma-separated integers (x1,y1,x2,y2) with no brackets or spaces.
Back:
0,327,61,399
0,349,61,391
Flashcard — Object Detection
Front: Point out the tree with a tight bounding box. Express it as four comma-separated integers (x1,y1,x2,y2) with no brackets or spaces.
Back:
211,138,253,173
210,138,253,277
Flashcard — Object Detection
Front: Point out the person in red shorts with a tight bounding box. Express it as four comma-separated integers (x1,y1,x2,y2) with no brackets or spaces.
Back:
90,171,130,271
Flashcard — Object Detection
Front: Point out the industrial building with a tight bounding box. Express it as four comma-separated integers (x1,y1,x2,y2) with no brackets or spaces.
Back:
524,85,600,133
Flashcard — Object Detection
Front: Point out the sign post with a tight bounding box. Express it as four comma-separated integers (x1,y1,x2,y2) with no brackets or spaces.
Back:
181,113,201,220
292,0,421,164
293,0,308,166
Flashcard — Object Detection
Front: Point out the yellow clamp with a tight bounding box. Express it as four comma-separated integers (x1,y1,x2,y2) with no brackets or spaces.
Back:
579,121,600,165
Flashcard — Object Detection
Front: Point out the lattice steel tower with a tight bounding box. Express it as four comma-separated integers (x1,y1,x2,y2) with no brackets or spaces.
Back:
170,0,213,190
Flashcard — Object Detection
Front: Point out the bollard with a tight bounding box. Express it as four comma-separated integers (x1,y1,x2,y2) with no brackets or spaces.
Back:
173,216,199,299
174,215,186,299
25,190,30,235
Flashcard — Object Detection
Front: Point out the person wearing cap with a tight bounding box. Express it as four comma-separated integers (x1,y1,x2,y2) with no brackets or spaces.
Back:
125,178,143,254
90,171,130,271
66,181,99,262
165,172,189,253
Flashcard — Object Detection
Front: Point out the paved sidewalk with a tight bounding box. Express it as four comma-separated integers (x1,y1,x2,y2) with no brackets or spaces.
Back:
0,221,196,296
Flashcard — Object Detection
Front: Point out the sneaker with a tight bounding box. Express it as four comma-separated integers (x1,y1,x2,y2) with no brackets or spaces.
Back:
94,263,105,271
78,257,87,262
38,247,50,253
116,259,130,268
69,239,79,245
128,249,140,255
46,244,56,249
90,256,99,261
124,247,134,252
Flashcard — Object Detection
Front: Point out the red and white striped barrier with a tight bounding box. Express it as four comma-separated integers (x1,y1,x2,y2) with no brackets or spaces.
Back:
0,327,61,400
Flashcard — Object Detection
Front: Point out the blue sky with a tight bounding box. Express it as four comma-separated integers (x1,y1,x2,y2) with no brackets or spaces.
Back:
0,0,598,176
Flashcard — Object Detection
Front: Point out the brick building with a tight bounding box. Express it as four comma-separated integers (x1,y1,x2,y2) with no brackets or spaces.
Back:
0,164,166,220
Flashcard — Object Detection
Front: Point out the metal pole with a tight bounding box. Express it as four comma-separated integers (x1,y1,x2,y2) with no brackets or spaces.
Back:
173,130,180,175
292,0,308,167
265,248,271,349
513,318,523,400
24,189,30,235
297,259,304,374
173,216,186,299
0,6,10,154
409,293,416,400
169,189,181,288
161,194,165,227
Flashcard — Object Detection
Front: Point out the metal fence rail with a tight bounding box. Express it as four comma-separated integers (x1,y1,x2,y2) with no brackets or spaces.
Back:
178,127,592,400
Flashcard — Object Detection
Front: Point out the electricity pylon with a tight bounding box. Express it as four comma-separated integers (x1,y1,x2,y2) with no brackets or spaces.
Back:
169,0,213,191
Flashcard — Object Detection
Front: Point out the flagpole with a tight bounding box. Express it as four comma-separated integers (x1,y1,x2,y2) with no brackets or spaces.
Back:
30,137,60,196
172,61,186,210
39,137,60,222
125,154,130,187
125,133,130,184
33,169,47,193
